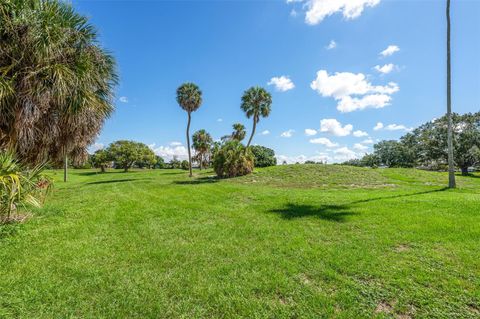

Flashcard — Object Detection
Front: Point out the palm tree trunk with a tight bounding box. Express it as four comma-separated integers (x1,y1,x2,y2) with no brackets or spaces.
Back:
246,118,257,148
186,112,193,177
446,0,456,188
63,154,68,182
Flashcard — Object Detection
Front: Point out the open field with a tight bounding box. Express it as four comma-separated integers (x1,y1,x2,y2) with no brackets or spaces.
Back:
1,165,479,318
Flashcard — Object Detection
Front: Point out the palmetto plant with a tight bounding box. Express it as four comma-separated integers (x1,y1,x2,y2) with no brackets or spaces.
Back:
0,151,51,223
240,87,272,148
231,123,246,142
192,129,213,170
0,0,118,181
176,83,202,177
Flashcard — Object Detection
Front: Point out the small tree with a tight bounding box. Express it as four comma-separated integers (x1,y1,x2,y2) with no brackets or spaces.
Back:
154,156,166,169
107,140,155,172
180,160,189,170
251,145,277,167
90,149,111,173
241,87,272,148
192,129,213,170
176,83,202,177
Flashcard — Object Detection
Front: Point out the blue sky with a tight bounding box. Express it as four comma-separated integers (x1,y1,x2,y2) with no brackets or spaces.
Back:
74,0,480,163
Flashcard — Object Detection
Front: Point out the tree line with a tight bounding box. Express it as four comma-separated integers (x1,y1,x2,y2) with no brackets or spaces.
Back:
343,112,480,175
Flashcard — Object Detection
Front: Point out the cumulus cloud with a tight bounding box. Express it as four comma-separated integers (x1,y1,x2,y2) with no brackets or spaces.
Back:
289,0,381,25
151,144,189,161
217,118,223,122
333,146,358,161
353,143,369,151
268,76,295,92
277,153,330,164
373,122,384,130
89,142,104,153
119,96,128,103
304,128,317,136
380,45,400,57
281,129,295,138
309,137,338,148
374,63,395,74
320,118,353,136
385,124,413,132
261,130,270,135
362,138,374,144
310,70,399,112
353,130,368,137
326,40,337,50
170,141,183,146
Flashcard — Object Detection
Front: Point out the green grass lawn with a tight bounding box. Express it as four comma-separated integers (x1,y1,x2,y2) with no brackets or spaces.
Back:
1,165,479,318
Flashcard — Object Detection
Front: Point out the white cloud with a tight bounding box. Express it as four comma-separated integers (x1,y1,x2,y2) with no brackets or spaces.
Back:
380,45,400,57
89,143,104,153
309,137,338,148
385,124,413,132
353,130,368,137
310,70,399,112
268,76,295,92
353,143,369,151
151,145,189,161
217,118,223,122
320,118,353,136
170,141,183,146
291,0,381,25
374,63,395,74
119,96,128,103
277,153,330,164
261,130,270,135
326,40,337,50
333,146,358,161
290,9,298,17
362,138,374,144
373,122,384,130
304,128,317,136
280,129,295,138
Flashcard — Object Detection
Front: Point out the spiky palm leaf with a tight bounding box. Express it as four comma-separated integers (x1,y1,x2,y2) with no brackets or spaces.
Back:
240,87,272,148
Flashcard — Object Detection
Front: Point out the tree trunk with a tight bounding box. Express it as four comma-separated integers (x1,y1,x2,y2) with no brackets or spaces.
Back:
63,154,68,182
461,166,469,176
446,0,456,188
186,112,193,177
100,165,105,173
246,117,257,148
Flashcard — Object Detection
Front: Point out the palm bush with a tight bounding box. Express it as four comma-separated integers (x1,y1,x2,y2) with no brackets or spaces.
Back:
213,141,254,178
0,152,51,223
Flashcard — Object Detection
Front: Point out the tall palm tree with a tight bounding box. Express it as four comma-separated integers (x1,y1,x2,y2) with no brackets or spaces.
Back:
241,87,272,148
446,0,456,188
192,129,213,170
0,0,118,182
176,83,202,177
232,123,246,142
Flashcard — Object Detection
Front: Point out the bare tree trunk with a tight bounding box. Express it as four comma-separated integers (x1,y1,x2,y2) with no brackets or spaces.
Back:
186,112,193,177
63,154,68,182
446,0,456,188
246,117,257,148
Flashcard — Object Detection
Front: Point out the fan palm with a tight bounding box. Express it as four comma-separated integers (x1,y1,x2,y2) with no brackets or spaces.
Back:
192,129,213,170
240,87,272,148
176,83,202,177
0,0,118,182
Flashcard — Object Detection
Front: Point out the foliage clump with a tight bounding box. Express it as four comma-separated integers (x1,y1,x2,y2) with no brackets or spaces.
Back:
250,145,277,167
213,141,254,178
0,152,51,223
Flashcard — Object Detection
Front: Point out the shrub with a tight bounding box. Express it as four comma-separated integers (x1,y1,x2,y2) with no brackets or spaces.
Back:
0,152,51,223
181,160,190,170
213,141,254,178
250,145,277,167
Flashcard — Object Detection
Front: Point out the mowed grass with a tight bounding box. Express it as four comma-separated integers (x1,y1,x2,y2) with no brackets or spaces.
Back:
0,165,479,318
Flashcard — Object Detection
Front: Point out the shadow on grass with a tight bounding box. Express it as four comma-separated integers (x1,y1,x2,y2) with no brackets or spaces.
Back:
173,176,219,185
270,203,357,222
75,171,132,176
86,178,142,185
351,187,448,204
461,173,480,179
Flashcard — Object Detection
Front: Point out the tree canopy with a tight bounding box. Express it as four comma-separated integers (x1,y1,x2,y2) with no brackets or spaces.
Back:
106,140,156,172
